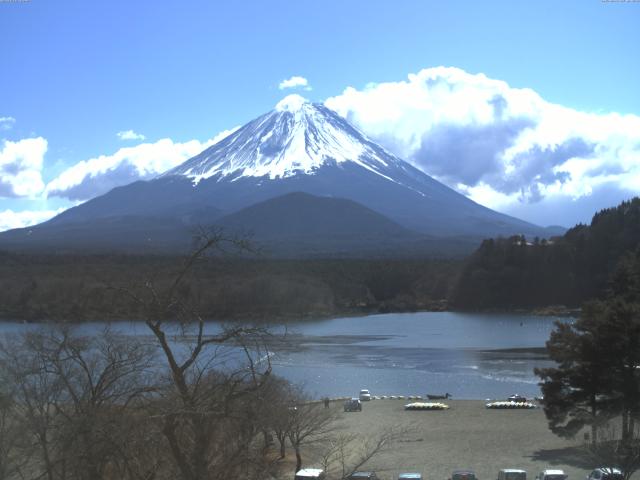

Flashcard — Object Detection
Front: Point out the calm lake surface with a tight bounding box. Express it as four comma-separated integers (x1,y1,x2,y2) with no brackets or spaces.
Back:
0,312,567,400
272,312,564,400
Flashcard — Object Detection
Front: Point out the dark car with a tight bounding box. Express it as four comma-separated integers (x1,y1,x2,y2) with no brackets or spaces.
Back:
452,470,478,480
349,472,379,480
344,398,362,412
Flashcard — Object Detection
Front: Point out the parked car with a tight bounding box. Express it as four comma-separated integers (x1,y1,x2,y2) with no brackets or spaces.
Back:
349,472,379,480
508,394,527,403
536,470,567,480
295,469,326,480
344,398,362,412
586,468,623,480
398,473,423,480
498,469,526,480
360,389,372,401
452,470,478,480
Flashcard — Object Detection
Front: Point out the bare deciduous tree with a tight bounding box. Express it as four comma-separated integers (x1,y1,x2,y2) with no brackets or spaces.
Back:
0,389,30,480
0,327,155,480
287,397,339,473
117,231,276,480
320,426,411,479
262,376,297,459
0,231,383,480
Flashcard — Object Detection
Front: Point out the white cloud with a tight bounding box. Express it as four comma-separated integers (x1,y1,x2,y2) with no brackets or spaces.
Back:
0,137,47,198
0,116,16,131
325,67,640,223
0,207,66,232
116,129,146,141
278,76,312,91
46,127,238,200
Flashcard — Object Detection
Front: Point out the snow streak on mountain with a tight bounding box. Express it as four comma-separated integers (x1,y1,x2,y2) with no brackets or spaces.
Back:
166,94,412,186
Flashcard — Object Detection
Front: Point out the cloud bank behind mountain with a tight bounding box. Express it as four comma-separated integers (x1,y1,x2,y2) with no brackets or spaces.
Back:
326,67,640,226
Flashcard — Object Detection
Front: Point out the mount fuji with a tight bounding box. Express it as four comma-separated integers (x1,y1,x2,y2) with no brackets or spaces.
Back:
0,95,560,255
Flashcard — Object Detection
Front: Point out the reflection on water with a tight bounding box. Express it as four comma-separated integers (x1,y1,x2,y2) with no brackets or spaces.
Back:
0,311,569,399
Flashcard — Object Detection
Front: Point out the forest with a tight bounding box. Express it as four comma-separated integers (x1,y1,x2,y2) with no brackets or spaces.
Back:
451,198,640,310
0,251,458,322
1,197,639,321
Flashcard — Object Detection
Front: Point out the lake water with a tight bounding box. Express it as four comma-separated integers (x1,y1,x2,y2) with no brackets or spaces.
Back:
270,312,564,400
0,311,567,400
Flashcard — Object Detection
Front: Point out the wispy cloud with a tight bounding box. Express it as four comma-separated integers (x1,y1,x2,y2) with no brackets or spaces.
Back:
0,126,238,229
116,130,146,141
46,127,238,201
0,207,66,232
326,67,640,224
278,76,312,91
0,116,16,131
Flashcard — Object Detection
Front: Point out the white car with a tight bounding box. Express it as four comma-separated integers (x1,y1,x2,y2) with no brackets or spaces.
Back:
359,389,371,401
586,468,623,480
499,469,527,480
295,469,326,480
536,470,567,480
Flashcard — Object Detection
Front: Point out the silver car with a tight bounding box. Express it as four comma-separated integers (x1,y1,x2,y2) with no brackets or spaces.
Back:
359,389,372,401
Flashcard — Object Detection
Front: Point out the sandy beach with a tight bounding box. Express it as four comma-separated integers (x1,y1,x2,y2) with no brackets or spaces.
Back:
297,399,622,480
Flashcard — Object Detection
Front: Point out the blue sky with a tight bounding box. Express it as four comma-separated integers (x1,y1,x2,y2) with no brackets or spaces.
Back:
1,0,639,229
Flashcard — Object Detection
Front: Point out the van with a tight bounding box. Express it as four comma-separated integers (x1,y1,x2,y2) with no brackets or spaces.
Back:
536,470,567,480
499,469,527,480
360,389,372,401
295,469,326,480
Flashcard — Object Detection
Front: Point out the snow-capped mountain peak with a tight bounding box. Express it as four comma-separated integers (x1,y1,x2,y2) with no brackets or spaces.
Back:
165,95,407,183
8,97,549,250
274,93,310,112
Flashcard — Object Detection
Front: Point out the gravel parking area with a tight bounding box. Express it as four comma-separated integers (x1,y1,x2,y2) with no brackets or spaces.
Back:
301,399,616,480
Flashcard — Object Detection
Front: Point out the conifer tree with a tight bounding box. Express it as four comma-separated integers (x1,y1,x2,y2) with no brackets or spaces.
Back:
536,248,640,475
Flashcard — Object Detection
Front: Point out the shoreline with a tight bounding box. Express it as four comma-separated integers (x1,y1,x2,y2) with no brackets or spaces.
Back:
0,306,580,324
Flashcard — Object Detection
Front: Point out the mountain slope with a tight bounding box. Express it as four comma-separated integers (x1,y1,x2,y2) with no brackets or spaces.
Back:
157,95,543,237
214,192,454,257
0,192,478,256
0,215,196,253
217,191,417,239
0,95,557,255
167,94,402,182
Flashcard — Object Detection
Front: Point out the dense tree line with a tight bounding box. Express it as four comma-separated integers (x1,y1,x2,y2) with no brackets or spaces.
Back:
0,253,459,322
452,197,640,310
